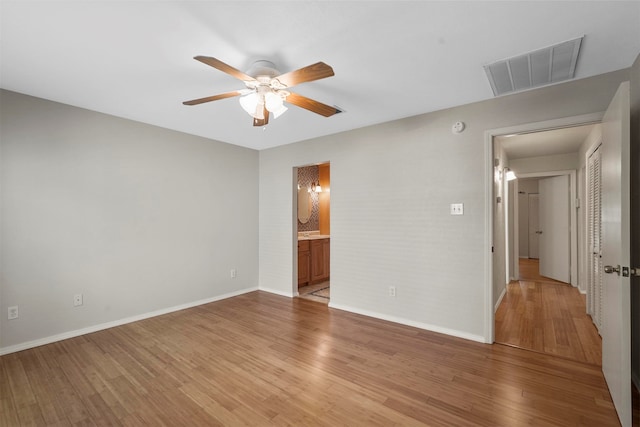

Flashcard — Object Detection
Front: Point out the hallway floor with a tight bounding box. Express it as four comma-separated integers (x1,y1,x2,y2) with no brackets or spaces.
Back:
495,259,602,365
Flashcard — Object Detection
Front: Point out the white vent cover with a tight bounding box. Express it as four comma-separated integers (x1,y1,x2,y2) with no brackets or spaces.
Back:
484,36,583,96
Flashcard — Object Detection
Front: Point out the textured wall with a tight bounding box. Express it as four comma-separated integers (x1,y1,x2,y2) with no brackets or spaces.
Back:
259,69,630,342
0,90,259,351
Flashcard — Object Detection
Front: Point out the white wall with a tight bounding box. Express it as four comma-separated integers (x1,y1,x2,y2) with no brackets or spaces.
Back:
0,90,259,352
510,152,579,174
493,143,508,307
259,69,630,342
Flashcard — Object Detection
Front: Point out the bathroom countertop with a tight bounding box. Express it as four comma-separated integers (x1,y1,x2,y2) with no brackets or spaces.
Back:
298,234,330,241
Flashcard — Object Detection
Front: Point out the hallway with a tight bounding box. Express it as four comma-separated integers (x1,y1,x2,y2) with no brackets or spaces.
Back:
495,259,602,365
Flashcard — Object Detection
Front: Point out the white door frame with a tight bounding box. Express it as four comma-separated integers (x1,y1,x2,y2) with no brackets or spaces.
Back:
484,112,604,343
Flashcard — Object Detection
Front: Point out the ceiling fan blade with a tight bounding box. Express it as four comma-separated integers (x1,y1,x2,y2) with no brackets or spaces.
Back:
194,56,256,82
253,106,269,126
286,92,340,117
275,62,334,87
183,90,245,106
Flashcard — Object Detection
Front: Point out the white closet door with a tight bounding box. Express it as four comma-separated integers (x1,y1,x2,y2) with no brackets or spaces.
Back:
587,145,602,331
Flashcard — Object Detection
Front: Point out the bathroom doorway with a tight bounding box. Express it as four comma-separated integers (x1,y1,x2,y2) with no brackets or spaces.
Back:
295,162,330,303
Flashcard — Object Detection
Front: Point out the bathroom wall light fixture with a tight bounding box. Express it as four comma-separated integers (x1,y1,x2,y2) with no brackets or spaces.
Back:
310,181,323,193
505,168,517,181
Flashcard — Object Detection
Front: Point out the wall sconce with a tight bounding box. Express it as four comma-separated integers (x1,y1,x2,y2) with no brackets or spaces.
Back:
310,181,323,193
505,168,517,181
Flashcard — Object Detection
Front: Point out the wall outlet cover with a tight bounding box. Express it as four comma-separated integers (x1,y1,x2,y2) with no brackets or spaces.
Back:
8,306,19,320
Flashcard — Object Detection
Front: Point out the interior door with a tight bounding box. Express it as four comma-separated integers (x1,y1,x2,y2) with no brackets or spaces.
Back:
528,194,540,259
587,145,603,331
538,175,570,283
600,81,631,427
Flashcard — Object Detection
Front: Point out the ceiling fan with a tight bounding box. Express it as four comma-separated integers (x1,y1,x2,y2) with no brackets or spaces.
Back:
183,56,341,127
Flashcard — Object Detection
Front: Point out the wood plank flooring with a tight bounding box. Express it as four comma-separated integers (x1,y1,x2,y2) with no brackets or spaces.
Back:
495,259,602,365
1,291,619,426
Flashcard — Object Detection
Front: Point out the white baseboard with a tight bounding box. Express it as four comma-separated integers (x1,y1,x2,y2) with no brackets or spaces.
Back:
258,287,294,298
0,286,258,356
327,302,485,344
495,287,507,313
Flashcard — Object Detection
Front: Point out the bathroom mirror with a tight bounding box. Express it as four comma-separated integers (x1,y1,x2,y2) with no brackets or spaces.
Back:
298,188,311,223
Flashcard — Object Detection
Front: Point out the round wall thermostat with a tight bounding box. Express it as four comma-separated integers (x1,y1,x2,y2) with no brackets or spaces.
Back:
452,121,465,134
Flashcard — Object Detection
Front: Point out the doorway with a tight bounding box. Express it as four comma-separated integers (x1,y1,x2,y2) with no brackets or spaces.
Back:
487,83,635,426
489,118,603,365
497,167,599,364
294,162,331,304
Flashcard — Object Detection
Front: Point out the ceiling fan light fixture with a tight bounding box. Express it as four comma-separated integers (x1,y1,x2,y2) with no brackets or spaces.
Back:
184,56,339,127
254,100,265,120
239,92,258,116
265,91,288,119
272,105,288,119
264,91,282,110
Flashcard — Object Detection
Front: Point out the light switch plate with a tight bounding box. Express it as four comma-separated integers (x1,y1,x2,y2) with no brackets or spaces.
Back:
450,203,464,215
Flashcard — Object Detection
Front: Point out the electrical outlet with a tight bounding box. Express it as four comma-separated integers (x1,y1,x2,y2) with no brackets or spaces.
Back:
8,306,18,320
389,286,396,297
230,269,237,278
73,294,83,307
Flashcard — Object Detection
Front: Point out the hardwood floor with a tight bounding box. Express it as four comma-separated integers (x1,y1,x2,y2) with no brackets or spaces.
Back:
1,291,619,426
495,259,602,365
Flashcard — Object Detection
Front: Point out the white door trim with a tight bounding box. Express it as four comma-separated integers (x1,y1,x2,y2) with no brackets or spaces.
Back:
484,112,604,343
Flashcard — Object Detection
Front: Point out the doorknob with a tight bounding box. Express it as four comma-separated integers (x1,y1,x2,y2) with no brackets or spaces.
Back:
535,230,543,234
604,265,621,275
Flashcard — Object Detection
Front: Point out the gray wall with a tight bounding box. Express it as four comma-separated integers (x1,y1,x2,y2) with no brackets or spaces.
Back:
510,152,579,174
0,90,259,351
1,59,636,353
259,68,630,342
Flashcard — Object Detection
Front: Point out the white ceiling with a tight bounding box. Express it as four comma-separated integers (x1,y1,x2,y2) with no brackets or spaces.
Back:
497,124,597,160
1,1,639,150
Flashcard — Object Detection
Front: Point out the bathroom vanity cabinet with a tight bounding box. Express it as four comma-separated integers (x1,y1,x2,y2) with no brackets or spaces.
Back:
298,240,311,287
298,237,329,287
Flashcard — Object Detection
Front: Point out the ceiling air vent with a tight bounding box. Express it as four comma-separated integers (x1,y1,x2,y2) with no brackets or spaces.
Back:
484,36,583,96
